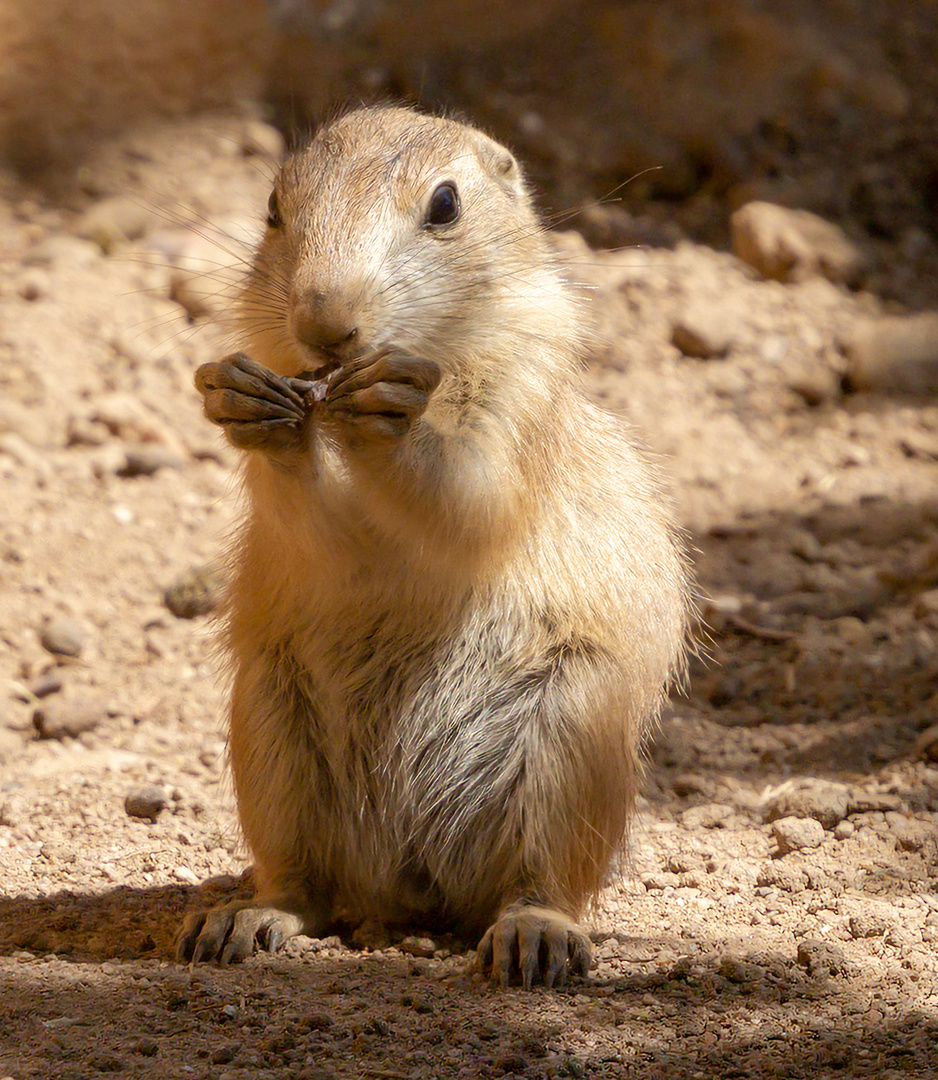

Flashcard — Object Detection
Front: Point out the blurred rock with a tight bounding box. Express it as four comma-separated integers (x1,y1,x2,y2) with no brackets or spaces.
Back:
765,779,850,830
125,785,170,821
75,196,162,253
118,444,185,478
671,303,736,359
848,906,893,939
33,693,104,739
40,616,91,658
0,400,48,447
399,935,437,959
25,236,101,270
240,119,284,159
731,202,863,285
164,566,224,619
162,218,259,320
17,268,50,301
797,939,847,976
844,313,938,395
914,725,938,763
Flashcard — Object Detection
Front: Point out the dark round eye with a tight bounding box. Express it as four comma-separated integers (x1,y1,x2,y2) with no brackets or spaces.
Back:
425,182,460,228
267,189,283,229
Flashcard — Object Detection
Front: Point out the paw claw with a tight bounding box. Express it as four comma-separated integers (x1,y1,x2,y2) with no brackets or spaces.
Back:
478,904,591,989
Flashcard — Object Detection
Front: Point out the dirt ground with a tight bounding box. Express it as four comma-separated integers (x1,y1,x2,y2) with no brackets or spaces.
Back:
1,91,938,1080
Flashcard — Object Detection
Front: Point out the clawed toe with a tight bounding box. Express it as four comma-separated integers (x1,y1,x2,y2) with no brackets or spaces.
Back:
478,904,591,989
176,903,305,965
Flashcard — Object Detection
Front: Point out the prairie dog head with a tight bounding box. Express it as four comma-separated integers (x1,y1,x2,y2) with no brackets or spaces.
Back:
240,107,573,379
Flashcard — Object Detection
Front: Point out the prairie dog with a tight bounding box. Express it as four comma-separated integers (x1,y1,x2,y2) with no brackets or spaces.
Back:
178,106,689,987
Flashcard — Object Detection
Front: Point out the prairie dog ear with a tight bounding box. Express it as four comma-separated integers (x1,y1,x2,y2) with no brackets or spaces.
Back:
475,134,524,197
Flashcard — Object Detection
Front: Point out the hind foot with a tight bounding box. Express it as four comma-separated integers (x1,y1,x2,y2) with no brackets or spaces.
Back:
176,901,307,965
477,902,591,989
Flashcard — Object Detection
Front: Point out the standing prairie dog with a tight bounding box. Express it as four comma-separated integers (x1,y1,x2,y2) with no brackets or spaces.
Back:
178,105,689,987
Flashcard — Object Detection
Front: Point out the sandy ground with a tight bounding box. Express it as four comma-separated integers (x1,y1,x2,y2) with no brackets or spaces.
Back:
1,111,937,1079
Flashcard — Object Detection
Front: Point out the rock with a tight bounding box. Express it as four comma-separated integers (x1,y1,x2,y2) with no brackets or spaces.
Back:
31,671,63,699
717,955,757,984
914,725,938,763
124,785,170,821
163,565,224,619
163,218,260,319
399,935,437,959
885,813,931,852
210,1045,240,1065
25,235,101,270
764,779,850,830
118,443,185,477
848,906,893,939
844,313,938,395
833,819,855,840
672,773,713,797
40,616,91,658
848,789,905,814
240,119,284,159
786,366,841,407
797,939,847,976
731,201,863,285
642,872,682,890
0,399,49,448
899,430,938,461
771,815,825,855
0,433,52,482
680,803,734,829
32,694,104,739
671,302,736,359
74,196,161,253
17,268,50,301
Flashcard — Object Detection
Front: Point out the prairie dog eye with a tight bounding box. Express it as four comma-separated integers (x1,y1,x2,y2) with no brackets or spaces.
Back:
424,182,460,228
267,189,283,229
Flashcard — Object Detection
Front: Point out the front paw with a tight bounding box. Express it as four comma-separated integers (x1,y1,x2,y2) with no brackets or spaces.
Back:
176,900,305,965
325,348,441,440
477,903,592,989
195,352,316,453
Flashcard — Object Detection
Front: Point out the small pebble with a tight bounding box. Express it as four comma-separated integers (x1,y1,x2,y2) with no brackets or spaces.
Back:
240,119,285,160
772,815,825,855
125,785,170,821
671,303,736,359
17,268,50,301
845,312,938,394
74,196,160,253
764,779,849,830
210,1045,240,1065
797,939,846,976
849,909,892,939
399,935,437,959
118,443,185,478
40,616,91,658
833,819,855,840
164,566,224,619
31,671,63,698
33,694,104,739
642,872,682,890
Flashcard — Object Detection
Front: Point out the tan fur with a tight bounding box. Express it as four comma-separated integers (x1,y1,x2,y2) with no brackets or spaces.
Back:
193,107,688,964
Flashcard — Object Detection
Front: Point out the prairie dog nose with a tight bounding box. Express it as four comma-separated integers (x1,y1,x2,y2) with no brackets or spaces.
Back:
291,292,360,354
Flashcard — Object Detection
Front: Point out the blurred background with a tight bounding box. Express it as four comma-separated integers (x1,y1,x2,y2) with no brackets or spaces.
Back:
2,0,937,306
